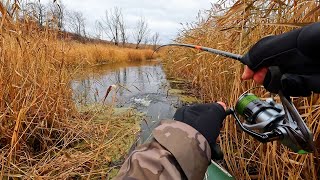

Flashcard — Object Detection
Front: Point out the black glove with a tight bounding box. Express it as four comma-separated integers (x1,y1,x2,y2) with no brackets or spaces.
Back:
173,103,226,160
241,22,320,96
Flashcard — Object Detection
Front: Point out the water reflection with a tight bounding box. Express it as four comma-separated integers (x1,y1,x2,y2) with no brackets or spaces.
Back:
71,61,180,143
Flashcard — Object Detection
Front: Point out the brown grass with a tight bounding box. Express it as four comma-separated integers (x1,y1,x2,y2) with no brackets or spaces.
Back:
64,42,156,67
0,1,141,179
163,0,320,179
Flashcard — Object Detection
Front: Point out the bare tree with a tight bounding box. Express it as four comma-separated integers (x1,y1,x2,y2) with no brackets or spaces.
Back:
94,20,104,39
24,1,46,27
67,10,86,36
119,13,128,46
101,7,127,46
151,32,160,50
143,35,149,48
133,17,150,49
47,1,65,30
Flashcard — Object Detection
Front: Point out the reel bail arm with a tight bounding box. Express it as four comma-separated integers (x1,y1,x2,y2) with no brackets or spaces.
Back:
228,108,283,143
228,91,315,154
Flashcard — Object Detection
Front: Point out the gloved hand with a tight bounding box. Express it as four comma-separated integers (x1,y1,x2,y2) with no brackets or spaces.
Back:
173,103,226,160
241,22,320,96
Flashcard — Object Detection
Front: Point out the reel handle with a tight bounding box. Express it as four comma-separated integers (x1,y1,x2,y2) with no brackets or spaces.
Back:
228,91,315,153
278,92,315,153
227,108,282,143
251,65,315,152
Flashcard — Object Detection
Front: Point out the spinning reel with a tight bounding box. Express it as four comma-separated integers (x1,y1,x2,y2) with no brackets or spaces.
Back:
155,43,315,153
228,91,314,153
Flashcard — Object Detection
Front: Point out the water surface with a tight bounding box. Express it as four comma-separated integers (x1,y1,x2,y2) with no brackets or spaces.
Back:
71,60,181,142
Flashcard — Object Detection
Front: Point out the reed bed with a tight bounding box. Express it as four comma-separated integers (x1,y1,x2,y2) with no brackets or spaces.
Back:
64,42,155,67
0,2,141,179
163,0,320,179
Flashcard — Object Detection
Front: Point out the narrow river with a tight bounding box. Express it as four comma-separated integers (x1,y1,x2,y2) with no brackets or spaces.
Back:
71,60,234,179
71,60,182,143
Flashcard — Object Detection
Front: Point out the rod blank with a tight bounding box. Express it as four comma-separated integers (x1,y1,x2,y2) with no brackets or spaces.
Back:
155,43,243,62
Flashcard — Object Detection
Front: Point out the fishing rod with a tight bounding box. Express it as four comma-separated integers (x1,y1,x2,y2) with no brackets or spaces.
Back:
154,43,243,62
155,43,315,154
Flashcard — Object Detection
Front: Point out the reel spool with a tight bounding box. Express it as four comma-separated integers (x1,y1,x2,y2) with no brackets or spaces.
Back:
229,92,314,154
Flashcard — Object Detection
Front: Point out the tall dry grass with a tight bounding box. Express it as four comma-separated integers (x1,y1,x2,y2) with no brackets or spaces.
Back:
163,0,320,179
0,1,141,179
63,42,155,67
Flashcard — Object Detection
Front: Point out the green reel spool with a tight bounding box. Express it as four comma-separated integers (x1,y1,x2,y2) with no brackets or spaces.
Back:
235,93,259,116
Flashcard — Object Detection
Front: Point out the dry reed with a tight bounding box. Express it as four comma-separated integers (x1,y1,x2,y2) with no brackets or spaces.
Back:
0,1,141,179
163,0,320,179
63,42,155,67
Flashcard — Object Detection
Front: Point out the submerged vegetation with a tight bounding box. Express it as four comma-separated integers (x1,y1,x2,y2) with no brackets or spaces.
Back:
163,0,320,179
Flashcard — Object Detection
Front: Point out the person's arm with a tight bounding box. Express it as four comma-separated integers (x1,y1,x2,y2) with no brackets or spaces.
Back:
242,22,320,72
115,103,226,180
242,22,320,96
115,120,210,180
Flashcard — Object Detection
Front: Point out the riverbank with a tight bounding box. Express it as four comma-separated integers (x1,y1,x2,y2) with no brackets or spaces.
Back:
72,105,140,179
2,28,141,177
25,104,140,179
0,11,155,179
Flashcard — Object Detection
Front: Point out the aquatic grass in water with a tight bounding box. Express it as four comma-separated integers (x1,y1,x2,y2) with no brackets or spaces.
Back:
29,105,140,179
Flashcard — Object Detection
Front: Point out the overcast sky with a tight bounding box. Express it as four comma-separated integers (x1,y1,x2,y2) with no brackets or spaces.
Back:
32,0,214,43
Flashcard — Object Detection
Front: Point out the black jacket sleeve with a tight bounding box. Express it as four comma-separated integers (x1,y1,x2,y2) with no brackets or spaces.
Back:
242,22,320,96
242,22,320,74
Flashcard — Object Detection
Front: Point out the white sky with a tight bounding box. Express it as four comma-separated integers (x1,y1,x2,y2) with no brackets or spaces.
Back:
31,0,215,43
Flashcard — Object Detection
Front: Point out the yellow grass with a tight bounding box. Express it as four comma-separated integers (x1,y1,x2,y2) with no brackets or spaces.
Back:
163,0,320,179
64,42,155,67
0,2,143,179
